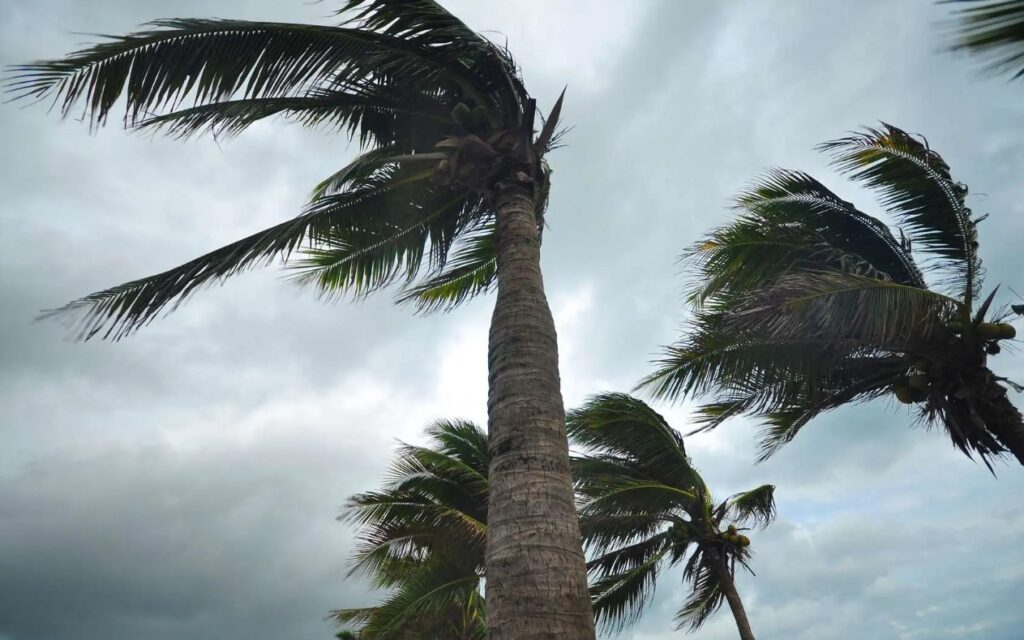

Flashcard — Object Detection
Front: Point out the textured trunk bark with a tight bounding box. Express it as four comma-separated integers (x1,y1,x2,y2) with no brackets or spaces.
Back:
977,372,1024,466
484,181,596,640
708,551,755,640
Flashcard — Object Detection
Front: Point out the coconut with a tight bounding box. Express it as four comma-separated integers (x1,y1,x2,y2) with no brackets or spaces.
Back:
727,525,737,534
893,385,915,404
986,342,1002,355
907,374,929,390
978,323,1001,339
451,102,473,128
738,535,751,547
996,323,1017,340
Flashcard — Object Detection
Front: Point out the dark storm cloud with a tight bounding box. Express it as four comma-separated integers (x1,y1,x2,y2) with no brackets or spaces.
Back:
1,1,1022,640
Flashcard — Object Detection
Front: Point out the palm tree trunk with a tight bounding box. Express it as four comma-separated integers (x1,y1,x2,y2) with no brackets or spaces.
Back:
708,551,755,640
977,373,1024,466
485,180,596,640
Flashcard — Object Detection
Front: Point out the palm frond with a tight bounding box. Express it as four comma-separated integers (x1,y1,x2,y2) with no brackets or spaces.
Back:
135,90,449,143
728,271,962,347
337,0,529,106
4,19,483,129
723,485,777,528
577,511,666,555
333,560,481,639
567,393,699,489
42,165,437,339
396,226,497,313
713,168,925,290
675,549,726,632
941,0,1024,80
589,542,671,633
818,124,981,303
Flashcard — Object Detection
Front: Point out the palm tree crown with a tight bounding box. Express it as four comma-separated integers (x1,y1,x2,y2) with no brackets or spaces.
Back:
640,124,1023,468
337,419,489,639
568,393,776,638
5,0,562,339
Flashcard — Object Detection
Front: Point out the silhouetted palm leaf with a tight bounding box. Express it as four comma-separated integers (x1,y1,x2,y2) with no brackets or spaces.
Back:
942,0,1024,80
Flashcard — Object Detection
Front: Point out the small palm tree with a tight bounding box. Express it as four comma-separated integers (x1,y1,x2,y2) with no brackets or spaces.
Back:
567,393,776,640
641,124,1023,468
337,419,488,639
6,2,593,635
941,0,1024,80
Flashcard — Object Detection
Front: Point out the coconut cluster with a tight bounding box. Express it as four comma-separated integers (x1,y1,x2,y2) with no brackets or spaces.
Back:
891,321,1017,404
720,524,750,548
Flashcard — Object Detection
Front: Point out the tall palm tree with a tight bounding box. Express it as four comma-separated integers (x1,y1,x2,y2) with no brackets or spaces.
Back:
5,2,594,636
941,0,1024,80
567,393,777,640
641,124,1023,469
336,419,488,639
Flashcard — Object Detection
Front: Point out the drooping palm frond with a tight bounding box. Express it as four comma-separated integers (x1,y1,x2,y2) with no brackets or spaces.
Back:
395,225,497,312
941,0,1024,80
818,124,981,303
675,549,727,632
588,539,672,632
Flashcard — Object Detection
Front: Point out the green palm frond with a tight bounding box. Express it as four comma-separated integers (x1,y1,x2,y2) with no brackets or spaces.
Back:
589,542,671,633
675,550,726,632
576,511,666,555
338,418,488,638
689,166,929,310
41,165,436,340
728,271,962,346
818,124,980,303
5,19,474,127
567,393,700,489
941,0,1024,80
135,90,449,142
396,226,497,313
724,485,777,528
333,560,482,639
288,177,479,301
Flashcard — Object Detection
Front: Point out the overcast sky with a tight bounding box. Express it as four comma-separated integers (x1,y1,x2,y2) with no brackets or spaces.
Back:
2,1,1023,639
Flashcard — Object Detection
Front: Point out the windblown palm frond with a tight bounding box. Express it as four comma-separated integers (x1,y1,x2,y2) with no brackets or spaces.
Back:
569,393,776,636
7,0,565,338
941,0,1024,80
643,124,1024,468
337,418,489,639
818,124,980,302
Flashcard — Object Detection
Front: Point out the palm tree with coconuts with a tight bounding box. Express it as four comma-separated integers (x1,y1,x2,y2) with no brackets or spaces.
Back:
641,124,1023,469
568,393,777,640
5,2,594,636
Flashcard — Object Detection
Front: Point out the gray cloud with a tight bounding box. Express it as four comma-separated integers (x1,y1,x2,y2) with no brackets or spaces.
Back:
2,1,1023,639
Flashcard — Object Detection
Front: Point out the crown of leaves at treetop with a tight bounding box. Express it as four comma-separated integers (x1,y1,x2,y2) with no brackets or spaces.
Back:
3,0,566,339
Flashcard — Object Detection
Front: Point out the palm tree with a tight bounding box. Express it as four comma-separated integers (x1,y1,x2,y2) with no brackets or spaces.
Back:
941,0,1024,80
567,393,776,640
640,124,1024,469
5,2,594,636
336,419,488,639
